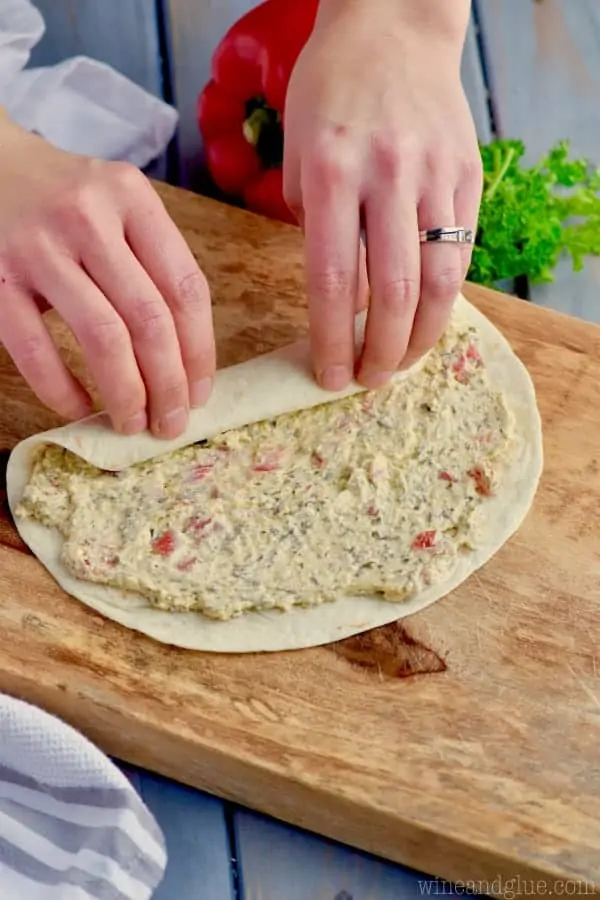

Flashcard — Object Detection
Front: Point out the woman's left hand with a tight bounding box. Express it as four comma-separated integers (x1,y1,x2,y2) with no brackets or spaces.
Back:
282,0,482,392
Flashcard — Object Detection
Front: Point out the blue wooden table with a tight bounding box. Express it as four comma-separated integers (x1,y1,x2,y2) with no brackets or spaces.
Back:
118,762,464,899
22,1,600,895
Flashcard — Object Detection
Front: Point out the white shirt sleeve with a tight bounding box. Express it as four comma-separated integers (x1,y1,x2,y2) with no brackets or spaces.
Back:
0,0,178,167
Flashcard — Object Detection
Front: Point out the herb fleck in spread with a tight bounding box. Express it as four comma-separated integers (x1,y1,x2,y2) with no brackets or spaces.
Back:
15,322,514,620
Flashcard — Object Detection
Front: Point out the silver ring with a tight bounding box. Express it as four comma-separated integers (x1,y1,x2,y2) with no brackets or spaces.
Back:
419,227,475,244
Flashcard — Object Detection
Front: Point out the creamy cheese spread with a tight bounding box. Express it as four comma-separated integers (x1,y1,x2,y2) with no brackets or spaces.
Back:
15,321,514,620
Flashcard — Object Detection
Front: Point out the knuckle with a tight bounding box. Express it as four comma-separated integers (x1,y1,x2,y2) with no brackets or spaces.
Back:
459,151,483,186
171,269,209,315
109,161,148,194
6,226,52,267
13,334,47,376
423,267,462,302
376,277,419,314
309,148,356,189
310,269,354,303
127,299,172,343
78,314,130,359
371,135,408,180
49,182,99,235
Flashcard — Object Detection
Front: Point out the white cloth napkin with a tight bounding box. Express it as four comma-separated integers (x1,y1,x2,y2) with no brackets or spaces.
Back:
0,0,178,166
0,693,167,899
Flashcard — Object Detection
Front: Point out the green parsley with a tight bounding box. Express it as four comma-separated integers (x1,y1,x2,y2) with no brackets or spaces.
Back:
468,139,600,287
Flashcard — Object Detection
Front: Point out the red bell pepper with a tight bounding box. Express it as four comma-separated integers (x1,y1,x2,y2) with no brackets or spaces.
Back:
197,0,319,224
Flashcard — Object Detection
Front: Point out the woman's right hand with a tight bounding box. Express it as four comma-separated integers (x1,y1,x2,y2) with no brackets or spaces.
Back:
0,116,215,439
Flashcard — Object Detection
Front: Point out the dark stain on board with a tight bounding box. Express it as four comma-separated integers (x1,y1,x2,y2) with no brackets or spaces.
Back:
0,448,29,554
330,621,446,679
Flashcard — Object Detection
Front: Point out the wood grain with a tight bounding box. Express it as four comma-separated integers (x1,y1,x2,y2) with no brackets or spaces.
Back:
475,0,600,321
0,184,599,896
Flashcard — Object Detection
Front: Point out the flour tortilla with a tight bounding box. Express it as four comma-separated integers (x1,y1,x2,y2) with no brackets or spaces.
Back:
6,294,543,653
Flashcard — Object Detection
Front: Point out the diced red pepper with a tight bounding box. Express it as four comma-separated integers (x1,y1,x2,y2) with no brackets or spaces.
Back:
190,463,214,482
467,466,492,496
185,516,212,538
252,448,283,472
466,343,482,364
452,354,465,374
366,504,378,518
412,530,437,551
177,557,197,572
452,353,470,384
151,530,176,556
439,470,456,482
311,451,327,469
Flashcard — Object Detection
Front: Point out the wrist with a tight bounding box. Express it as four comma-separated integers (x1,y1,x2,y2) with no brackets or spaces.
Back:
0,108,49,161
316,0,470,52
0,108,31,149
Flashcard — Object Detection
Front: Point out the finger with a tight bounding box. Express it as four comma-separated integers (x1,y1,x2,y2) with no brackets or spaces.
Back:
0,288,92,420
81,228,191,440
301,168,360,390
356,192,420,388
402,190,466,369
29,253,148,435
123,183,216,408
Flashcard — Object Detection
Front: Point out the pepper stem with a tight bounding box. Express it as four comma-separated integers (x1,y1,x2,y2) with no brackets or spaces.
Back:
243,108,272,147
242,100,284,168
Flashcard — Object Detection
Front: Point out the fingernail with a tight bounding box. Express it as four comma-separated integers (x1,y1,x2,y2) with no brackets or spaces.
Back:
120,411,147,435
190,377,213,408
358,368,395,389
157,406,188,438
319,365,351,391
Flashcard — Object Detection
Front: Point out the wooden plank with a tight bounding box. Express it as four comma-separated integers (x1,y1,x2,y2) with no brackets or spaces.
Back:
475,0,600,321
234,810,457,900
163,3,492,188
26,0,168,179
118,763,236,900
0,186,600,891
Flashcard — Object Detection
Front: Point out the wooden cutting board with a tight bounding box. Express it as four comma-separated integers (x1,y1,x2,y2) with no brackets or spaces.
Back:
1,183,599,895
